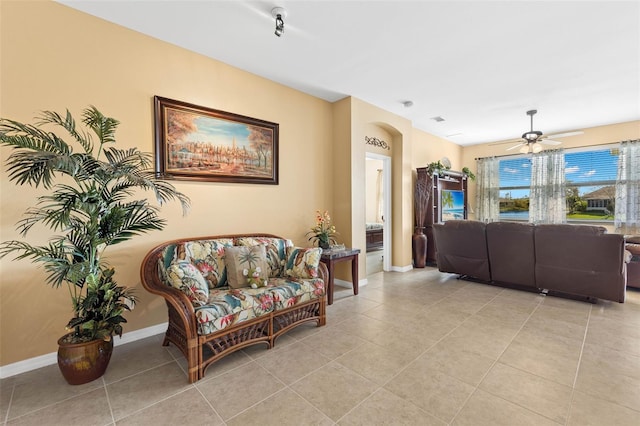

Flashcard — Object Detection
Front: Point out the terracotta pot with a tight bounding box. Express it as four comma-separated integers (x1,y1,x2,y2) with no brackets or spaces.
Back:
412,227,428,268
57,334,113,385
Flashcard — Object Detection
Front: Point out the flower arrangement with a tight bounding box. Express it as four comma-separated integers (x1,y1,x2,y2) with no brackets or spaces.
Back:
306,210,338,249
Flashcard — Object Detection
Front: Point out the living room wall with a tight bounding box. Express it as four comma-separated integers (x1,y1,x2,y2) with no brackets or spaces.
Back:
0,1,335,366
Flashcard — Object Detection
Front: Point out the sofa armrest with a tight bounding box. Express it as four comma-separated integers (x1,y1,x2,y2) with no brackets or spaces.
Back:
140,244,198,339
318,261,329,292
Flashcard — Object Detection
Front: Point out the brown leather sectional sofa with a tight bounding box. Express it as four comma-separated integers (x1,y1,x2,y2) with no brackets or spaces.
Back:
432,220,629,303
626,237,640,289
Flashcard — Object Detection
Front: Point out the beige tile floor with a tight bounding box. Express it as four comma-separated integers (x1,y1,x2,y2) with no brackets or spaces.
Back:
2,267,640,425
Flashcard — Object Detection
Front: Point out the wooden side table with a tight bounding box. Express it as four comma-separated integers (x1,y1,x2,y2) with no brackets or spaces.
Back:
320,248,360,305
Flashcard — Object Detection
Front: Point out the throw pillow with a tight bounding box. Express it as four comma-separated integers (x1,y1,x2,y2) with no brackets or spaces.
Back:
235,237,292,277
166,261,209,306
224,245,269,289
285,247,322,279
177,239,234,289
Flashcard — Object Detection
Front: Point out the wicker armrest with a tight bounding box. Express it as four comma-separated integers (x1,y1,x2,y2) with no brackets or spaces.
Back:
140,245,198,338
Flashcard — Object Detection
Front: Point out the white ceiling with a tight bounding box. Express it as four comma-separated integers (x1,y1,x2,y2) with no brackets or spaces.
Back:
58,0,640,146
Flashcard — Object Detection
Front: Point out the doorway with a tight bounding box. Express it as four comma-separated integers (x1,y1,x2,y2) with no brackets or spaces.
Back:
365,153,391,274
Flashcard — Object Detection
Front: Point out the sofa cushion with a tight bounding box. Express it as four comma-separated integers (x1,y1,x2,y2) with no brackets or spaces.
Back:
166,261,209,306
268,277,325,311
285,247,322,279
534,225,625,302
194,287,275,335
224,245,270,289
235,237,292,277
432,220,491,281
486,221,536,289
175,239,234,289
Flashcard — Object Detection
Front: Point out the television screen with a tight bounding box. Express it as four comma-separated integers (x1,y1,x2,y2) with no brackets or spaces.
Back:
441,189,465,222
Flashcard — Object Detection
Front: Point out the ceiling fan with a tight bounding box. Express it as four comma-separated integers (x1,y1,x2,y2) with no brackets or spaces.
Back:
500,110,583,154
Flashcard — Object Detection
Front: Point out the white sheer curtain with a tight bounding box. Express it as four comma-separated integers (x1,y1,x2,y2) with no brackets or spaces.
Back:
529,149,566,224
615,139,640,235
376,168,383,223
475,156,500,222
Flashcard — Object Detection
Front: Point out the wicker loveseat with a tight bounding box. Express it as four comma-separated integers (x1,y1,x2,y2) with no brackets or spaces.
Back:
140,234,327,383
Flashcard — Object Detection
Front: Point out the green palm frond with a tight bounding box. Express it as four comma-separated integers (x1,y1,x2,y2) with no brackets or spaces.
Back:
103,147,152,170
37,109,94,154
100,202,165,245
82,105,119,148
0,119,72,154
0,240,78,288
0,106,189,341
16,184,84,234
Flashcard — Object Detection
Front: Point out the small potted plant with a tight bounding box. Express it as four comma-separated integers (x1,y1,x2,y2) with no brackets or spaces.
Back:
306,210,338,250
0,106,190,384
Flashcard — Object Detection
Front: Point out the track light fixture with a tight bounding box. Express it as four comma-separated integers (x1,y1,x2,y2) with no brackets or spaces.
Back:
272,7,287,37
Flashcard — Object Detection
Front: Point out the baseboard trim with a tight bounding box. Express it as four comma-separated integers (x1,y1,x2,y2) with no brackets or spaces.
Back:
334,278,368,288
391,264,413,272
0,322,168,379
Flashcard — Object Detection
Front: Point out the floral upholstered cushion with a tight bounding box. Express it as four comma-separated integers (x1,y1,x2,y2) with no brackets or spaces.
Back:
268,277,325,311
224,245,270,289
194,287,274,335
285,247,322,279
235,237,292,277
166,261,209,306
177,239,234,289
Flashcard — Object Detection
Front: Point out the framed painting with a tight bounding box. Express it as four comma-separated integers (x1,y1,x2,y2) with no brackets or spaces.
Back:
154,96,279,184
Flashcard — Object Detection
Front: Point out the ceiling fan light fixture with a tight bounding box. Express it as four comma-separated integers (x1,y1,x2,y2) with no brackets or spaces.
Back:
532,143,543,153
519,145,530,154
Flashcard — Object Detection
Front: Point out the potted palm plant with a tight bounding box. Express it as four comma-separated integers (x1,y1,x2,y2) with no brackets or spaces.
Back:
0,106,190,384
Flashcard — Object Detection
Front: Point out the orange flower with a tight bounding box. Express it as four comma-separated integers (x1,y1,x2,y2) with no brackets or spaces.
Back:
307,210,338,248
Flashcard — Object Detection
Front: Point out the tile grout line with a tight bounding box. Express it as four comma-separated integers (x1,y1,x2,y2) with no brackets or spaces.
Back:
116,387,198,423
2,382,16,426
564,302,593,426
3,381,106,423
449,289,547,425
378,284,508,388
226,360,336,424
102,376,116,425
369,285,516,424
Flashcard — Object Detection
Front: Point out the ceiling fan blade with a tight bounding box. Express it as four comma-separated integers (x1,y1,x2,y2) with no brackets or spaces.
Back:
544,131,583,139
539,139,562,145
506,142,525,151
488,138,525,146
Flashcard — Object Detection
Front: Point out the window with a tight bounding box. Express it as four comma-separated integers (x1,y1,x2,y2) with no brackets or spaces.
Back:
499,157,531,220
564,148,618,221
498,145,619,222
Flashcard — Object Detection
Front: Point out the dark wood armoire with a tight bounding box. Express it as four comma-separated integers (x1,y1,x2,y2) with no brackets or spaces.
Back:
415,167,469,265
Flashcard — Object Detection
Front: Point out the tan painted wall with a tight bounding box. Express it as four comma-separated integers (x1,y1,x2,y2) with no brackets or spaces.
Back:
412,128,464,171
462,120,640,220
350,99,414,269
0,1,334,366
